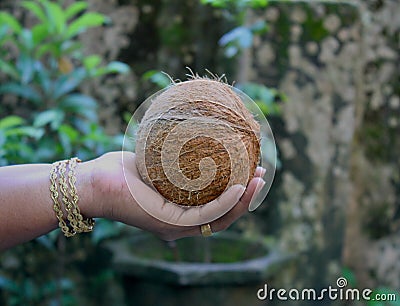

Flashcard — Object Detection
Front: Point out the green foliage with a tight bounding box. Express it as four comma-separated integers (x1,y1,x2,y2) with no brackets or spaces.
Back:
91,219,125,245
219,20,268,58
0,274,76,306
0,0,130,165
341,266,357,287
0,115,44,165
0,233,123,306
142,70,171,89
200,0,268,9
201,0,268,58
236,82,283,116
198,0,282,121
0,1,129,305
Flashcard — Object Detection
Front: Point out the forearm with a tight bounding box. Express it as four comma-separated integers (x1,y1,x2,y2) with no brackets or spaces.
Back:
0,161,98,250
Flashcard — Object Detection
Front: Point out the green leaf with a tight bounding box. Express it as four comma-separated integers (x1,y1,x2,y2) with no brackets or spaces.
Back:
59,94,98,120
4,126,44,139
18,29,34,52
60,93,97,109
66,12,106,38
22,279,35,299
91,219,122,244
0,276,19,292
45,1,66,34
341,267,357,287
250,20,268,34
201,0,268,8
94,61,130,76
53,68,86,99
83,55,101,70
219,26,253,49
200,0,228,8
35,62,52,95
0,131,5,149
34,145,56,161
35,42,59,58
237,82,281,115
17,53,35,84
61,40,82,55
58,125,73,156
32,24,48,45
33,109,65,129
224,45,238,57
0,116,25,130
21,1,46,23
0,24,10,44
59,124,79,142
65,1,88,20
0,12,22,34
35,235,56,250
0,82,41,104
0,59,19,79
251,0,268,8
106,61,130,73
142,70,171,88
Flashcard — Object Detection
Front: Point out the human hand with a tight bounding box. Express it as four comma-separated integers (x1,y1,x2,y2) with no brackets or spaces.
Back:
88,152,266,241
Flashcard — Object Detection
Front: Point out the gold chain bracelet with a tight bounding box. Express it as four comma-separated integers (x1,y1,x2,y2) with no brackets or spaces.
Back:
67,157,94,232
50,160,76,237
49,158,95,237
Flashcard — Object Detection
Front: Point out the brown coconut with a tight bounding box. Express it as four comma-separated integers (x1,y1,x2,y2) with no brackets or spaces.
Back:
135,78,260,206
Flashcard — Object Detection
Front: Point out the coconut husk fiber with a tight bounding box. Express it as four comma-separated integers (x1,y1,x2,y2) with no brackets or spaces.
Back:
135,78,260,206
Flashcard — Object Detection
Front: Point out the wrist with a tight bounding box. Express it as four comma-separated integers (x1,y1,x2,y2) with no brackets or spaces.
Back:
76,159,103,219
82,152,130,221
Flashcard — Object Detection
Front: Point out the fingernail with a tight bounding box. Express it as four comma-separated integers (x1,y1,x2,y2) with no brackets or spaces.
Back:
248,179,266,212
261,167,267,177
255,179,265,195
256,166,267,178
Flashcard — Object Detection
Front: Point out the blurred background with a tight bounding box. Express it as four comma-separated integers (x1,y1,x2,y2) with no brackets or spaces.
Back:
0,0,399,305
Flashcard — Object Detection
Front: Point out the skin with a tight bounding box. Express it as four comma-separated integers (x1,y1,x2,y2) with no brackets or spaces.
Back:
0,151,266,251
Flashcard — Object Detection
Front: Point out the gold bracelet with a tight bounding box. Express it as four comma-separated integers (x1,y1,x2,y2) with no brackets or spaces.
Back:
50,161,75,237
50,158,95,237
67,157,94,233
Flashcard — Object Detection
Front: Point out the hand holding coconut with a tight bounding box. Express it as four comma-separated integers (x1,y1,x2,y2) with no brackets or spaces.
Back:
92,151,266,241
125,75,275,230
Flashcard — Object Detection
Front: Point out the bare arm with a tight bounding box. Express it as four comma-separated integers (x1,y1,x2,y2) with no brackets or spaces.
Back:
0,161,97,250
0,152,265,251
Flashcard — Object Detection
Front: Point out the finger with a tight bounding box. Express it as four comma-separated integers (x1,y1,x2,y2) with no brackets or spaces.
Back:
210,177,265,232
193,184,245,225
129,177,245,227
127,176,165,212
161,184,245,226
248,176,266,212
203,200,247,234
242,177,265,205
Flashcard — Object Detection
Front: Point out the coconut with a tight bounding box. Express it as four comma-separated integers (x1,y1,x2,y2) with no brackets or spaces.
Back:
135,78,260,206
